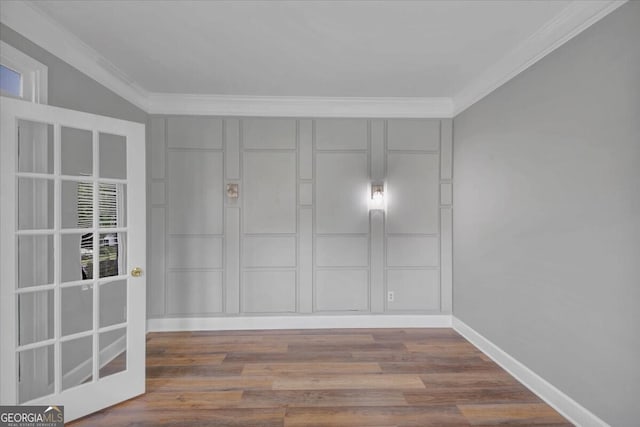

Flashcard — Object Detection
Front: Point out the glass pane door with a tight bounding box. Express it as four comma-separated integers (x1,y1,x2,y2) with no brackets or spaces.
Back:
1,96,146,422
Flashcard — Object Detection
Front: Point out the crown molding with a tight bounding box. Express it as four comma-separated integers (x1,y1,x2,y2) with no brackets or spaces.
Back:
0,0,150,111
452,0,627,116
1,0,627,118
146,93,454,118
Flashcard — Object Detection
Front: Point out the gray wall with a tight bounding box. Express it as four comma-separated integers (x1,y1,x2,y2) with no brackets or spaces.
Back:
453,3,640,426
148,117,453,318
0,23,147,123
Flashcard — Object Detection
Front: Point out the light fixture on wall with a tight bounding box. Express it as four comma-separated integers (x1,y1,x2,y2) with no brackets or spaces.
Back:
370,183,385,211
227,183,239,199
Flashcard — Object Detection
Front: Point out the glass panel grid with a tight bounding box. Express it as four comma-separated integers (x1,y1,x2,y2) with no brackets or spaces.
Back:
13,122,131,398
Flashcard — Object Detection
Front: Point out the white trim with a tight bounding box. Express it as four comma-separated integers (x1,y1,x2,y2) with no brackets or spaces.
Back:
147,314,452,332
452,317,610,427
453,0,627,115
146,93,453,118
0,0,626,118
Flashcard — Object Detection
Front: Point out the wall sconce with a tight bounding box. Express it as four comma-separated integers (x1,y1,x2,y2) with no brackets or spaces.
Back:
370,183,385,210
227,183,239,199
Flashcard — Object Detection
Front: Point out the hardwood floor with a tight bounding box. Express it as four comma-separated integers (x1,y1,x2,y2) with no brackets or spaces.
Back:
69,328,572,426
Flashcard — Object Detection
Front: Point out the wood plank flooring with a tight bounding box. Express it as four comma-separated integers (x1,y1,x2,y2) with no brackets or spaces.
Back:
69,328,572,426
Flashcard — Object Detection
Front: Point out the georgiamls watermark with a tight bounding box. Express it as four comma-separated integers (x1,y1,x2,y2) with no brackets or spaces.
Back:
0,406,64,427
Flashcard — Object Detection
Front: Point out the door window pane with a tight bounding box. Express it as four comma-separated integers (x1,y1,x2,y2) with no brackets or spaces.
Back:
99,328,126,378
100,280,127,327
18,344,54,403
61,126,92,176
18,120,53,174
99,133,126,179
61,233,94,282
18,290,54,346
62,336,93,390
99,233,126,278
99,183,126,227
61,285,93,336
18,235,54,288
18,178,54,230
62,181,93,229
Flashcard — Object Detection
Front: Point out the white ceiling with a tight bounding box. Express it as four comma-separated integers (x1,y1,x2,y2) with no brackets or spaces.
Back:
1,1,625,116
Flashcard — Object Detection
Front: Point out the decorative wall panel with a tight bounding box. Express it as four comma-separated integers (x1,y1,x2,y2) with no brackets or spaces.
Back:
166,271,223,315
242,271,297,313
148,207,165,316
316,119,368,150
315,270,369,312
243,151,296,234
167,236,223,269
386,153,439,234
167,117,223,149
387,119,440,151
387,235,439,267
315,152,369,234
387,269,439,311
316,236,368,267
243,118,296,149
243,236,296,268
148,116,452,319
167,151,223,235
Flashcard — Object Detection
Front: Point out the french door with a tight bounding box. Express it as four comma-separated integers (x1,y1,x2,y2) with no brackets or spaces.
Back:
0,96,146,422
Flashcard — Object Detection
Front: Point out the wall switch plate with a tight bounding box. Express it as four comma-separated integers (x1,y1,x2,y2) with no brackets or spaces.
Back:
387,291,394,302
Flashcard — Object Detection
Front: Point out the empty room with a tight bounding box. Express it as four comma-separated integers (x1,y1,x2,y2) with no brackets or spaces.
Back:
0,0,638,426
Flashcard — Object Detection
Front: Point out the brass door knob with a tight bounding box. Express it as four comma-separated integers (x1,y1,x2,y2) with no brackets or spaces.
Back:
131,267,143,277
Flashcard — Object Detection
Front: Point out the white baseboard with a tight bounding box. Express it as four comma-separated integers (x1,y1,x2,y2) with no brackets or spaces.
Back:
452,317,609,427
147,314,452,332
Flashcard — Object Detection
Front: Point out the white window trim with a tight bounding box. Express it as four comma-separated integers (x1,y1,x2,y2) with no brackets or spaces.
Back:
0,41,48,104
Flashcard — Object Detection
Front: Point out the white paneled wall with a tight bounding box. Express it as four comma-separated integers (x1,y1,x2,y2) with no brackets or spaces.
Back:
241,119,298,313
148,117,453,319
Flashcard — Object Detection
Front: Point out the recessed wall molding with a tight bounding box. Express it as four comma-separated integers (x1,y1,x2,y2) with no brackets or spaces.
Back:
149,117,450,318
0,0,626,118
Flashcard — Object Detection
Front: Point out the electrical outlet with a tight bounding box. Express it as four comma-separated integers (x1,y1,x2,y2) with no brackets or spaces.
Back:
387,291,394,302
